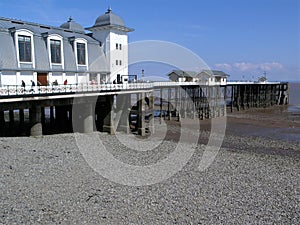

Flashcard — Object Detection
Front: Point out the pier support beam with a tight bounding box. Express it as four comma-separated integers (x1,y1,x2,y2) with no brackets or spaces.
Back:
175,87,181,122
192,87,196,119
30,105,43,136
50,106,55,128
9,110,14,129
284,83,289,105
83,103,94,133
168,88,172,120
160,88,163,123
103,95,115,134
116,94,130,133
137,92,146,136
148,91,155,134
19,109,25,134
41,107,45,128
183,87,187,119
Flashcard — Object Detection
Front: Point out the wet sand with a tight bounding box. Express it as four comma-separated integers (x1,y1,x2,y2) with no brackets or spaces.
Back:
222,107,300,158
161,105,300,150
226,106,300,142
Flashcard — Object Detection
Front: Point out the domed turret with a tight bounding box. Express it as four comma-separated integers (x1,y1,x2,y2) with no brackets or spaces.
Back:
87,8,134,32
94,7,125,27
60,17,85,33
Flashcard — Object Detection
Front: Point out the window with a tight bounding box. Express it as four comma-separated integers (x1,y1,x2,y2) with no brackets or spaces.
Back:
77,43,86,65
50,39,61,64
116,43,122,50
116,60,118,66
119,60,122,66
74,39,88,68
18,35,31,62
15,30,35,67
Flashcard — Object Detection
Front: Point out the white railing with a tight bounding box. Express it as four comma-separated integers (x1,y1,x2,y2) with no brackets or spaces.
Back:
227,81,281,85
0,80,284,97
0,83,155,96
153,81,210,86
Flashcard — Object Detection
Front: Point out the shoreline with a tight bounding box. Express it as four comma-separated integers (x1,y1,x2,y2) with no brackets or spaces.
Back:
226,106,300,142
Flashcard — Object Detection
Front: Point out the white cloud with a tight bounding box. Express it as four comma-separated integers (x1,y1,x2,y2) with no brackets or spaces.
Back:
215,62,284,72
233,62,257,71
258,62,283,71
215,63,232,70
213,62,287,80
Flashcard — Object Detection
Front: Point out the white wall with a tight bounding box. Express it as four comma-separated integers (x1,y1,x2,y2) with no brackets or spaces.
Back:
1,72,34,86
109,31,128,82
178,77,186,82
92,29,128,83
1,74,17,86
65,74,77,85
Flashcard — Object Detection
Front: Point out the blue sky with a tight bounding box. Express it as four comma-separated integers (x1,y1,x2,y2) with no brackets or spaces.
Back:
0,0,299,81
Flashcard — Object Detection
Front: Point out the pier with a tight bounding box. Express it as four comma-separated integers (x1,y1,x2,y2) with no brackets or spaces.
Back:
0,81,289,137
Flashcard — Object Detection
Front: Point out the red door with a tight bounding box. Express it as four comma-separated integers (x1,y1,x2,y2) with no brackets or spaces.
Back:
37,73,48,86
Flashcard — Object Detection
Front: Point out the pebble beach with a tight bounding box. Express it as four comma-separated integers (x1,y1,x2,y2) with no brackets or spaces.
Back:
0,107,299,224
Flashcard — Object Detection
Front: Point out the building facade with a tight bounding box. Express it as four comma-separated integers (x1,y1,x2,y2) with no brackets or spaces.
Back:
168,70,198,82
168,70,229,85
0,8,133,87
198,70,229,86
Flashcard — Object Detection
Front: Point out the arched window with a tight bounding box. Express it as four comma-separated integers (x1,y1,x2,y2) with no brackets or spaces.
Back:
74,38,88,66
15,29,35,66
18,35,31,62
47,34,64,66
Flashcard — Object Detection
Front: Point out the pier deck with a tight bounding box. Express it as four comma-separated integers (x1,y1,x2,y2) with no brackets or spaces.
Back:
0,81,289,137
